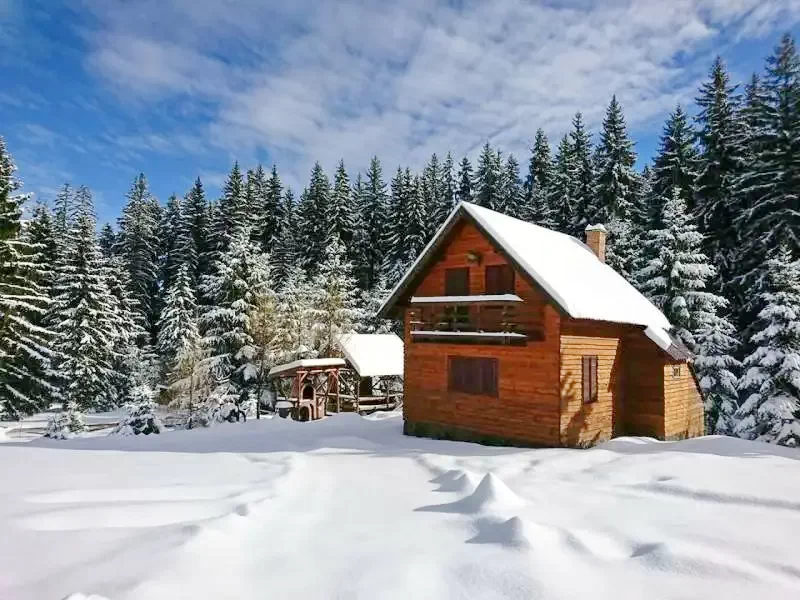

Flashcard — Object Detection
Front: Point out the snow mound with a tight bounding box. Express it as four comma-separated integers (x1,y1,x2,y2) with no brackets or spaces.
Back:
431,469,481,493
468,516,536,549
419,472,524,514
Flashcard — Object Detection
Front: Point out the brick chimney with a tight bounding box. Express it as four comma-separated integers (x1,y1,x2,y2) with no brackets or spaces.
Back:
585,224,608,262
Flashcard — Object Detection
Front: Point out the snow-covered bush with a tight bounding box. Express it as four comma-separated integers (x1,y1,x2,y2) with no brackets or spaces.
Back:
45,405,85,439
112,386,163,436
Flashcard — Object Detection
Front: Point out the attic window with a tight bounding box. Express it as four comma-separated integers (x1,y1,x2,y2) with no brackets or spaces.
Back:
582,356,598,404
445,268,469,296
485,264,515,295
672,365,681,378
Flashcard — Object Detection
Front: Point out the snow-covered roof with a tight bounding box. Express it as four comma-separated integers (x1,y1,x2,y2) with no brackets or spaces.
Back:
336,333,404,378
268,358,347,378
378,202,673,345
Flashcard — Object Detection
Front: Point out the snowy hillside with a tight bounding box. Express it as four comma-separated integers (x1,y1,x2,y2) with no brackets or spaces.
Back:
1,414,799,600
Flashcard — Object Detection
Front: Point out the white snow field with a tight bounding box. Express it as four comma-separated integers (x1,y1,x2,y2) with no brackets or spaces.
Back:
2,413,800,600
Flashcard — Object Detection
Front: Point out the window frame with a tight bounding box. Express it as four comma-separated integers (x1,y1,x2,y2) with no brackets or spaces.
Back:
582,355,598,404
445,267,470,296
448,356,499,397
485,264,515,295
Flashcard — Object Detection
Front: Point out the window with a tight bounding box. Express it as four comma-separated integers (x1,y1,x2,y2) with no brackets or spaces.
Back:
582,356,598,404
445,268,469,296
485,264,515,295
449,356,498,396
672,365,681,378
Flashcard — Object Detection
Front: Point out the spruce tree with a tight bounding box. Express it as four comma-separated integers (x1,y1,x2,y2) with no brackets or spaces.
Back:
50,192,118,411
252,165,283,254
180,177,210,288
405,174,428,262
441,153,456,219
98,223,116,258
594,96,637,221
0,139,54,418
357,275,394,334
501,154,524,219
569,112,596,236
735,35,800,273
652,105,700,215
735,247,800,446
360,157,388,289
456,156,473,204
423,153,449,236
695,312,741,435
474,142,502,210
216,162,248,254
523,130,555,228
159,193,183,294
24,202,58,292
276,265,314,361
299,162,332,275
309,239,361,357
52,183,73,243
271,189,297,288
381,166,408,285
636,188,725,351
199,227,273,401
329,159,354,247
116,173,161,340
695,57,743,297
157,263,200,376
547,135,575,233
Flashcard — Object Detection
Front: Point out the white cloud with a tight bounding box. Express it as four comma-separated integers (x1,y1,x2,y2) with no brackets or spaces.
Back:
80,0,800,190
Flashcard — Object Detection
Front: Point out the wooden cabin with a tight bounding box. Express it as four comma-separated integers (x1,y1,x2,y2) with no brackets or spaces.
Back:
377,202,704,448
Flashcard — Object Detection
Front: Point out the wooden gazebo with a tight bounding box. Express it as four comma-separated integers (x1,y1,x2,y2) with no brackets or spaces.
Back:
267,334,404,421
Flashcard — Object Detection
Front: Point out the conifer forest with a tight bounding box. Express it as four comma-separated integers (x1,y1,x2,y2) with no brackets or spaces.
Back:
2,34,800,446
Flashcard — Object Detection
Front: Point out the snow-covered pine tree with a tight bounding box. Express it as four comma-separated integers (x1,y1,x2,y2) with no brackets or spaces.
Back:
0,138,54,419
694,57,744,298
23,202,58,293
569,112,596,236
456,156,473,204
158,193,183,296
735,246,800,446
636,188,725,351
214,163,249,256
358,156,388,290
98,223,116,258
523,130,556,228
441,152,456,221
694,311,741,435
113,384,163,435
104,254,152,403
275,265,315,361
180,177,210,289
298,162,332,275
406,173,428,261
652,105,700,216
501,154,524,219
271,189,298,288
252,165,284,255
309,238,361,357
157,262,200,376
199,227,273,403
116,173,162,341
734,35,800,301
357,275,394,334
329,159,355,248
594,96,637,222
52,183,73,243
50,190,118,412
423,153,448,237
547,135,575,233
381,166,408,286
474,142,502,211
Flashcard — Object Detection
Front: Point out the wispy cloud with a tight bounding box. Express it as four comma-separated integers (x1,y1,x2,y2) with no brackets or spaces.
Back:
80,0,800,190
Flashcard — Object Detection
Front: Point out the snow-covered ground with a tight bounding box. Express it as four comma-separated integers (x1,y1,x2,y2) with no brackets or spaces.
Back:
1,413,799,600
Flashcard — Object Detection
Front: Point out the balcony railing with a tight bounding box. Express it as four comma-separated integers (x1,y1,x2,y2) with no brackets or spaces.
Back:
408,295,541,343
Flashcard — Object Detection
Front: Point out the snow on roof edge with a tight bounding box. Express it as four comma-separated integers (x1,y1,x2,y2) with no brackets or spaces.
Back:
644,326,672,352
268,358,346,377
336,333,404,378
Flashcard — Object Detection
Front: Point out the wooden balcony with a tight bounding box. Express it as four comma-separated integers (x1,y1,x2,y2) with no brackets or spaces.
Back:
408,295,542,344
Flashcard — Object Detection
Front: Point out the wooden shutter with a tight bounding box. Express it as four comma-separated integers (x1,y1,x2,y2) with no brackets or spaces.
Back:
445,268,469,296
582,356,598,404
485,265,514,295
449,356,498,397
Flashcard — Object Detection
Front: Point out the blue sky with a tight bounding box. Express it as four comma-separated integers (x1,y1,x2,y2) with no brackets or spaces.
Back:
1,0,799,225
